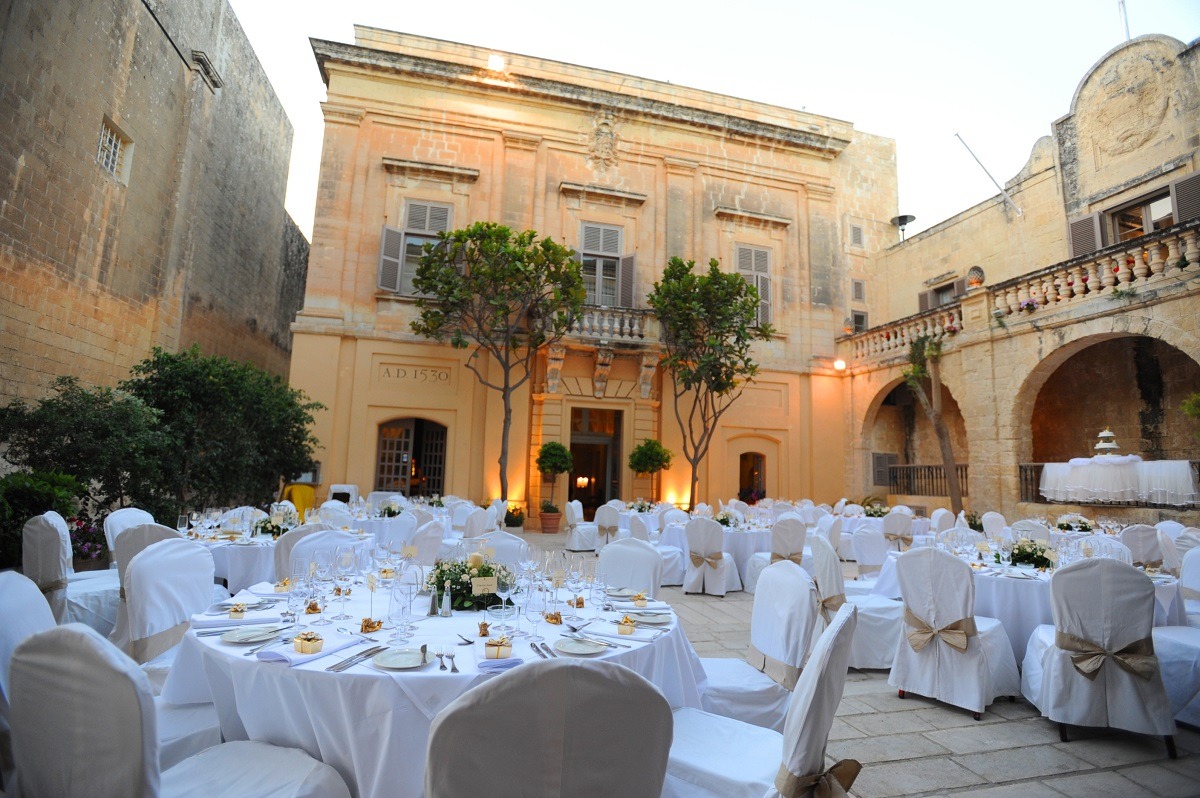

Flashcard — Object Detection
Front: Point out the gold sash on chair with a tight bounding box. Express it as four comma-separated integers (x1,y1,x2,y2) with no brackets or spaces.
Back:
129,620,189,665
37,578,68,595
884,531,913,549
689,551,723,569
597,525,618,543
774,759,862,798
904,607,977,652
816,591,846,623
770,551,805,566
1054,630,1159,681
1181,586,1200,601
746,643,802,690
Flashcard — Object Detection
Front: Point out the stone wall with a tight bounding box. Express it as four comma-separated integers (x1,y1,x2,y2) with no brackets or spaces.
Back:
0,0,303,402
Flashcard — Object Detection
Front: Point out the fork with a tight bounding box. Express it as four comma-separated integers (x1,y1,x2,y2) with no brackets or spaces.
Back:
244,635,293,656
447,651,459,673
564,621,591,633
436,649,447,670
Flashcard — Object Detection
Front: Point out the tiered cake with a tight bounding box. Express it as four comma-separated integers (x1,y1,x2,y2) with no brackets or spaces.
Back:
1094,427,1119,454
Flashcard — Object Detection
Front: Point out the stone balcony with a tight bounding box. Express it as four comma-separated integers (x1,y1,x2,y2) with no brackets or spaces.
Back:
565,305,660,349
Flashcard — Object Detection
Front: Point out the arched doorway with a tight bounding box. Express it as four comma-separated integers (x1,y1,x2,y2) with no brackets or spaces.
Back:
739,452,766,503
862,380,969,500
375,418,447,497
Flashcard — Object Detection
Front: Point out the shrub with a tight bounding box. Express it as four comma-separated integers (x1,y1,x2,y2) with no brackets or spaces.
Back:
0,471,83,570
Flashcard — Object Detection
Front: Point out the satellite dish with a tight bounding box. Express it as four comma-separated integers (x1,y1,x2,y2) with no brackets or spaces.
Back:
890,214,916,241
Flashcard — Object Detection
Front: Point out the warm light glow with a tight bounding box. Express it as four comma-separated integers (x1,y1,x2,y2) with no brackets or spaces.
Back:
487,54,506,72
575,476,589,489
833,359,846,371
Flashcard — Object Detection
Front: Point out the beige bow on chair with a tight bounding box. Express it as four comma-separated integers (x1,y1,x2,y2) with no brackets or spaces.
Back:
817,591,846,623
774,759,862,798
884,531,913,549
904,607,977,652
1054,630,1159,681
770,551,804,566
597,525,618,542
37,578,68,595
689,551,723,569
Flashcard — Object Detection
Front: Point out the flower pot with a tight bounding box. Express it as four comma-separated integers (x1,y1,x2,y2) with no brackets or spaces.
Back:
538,512,562,534
505,525,525,535
73,553,111,573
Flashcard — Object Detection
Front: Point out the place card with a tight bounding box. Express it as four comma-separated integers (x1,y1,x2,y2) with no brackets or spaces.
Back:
401,545,419,558
472,576,498,594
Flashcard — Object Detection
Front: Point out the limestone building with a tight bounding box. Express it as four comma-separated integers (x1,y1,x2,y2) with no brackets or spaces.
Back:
0,0,308,403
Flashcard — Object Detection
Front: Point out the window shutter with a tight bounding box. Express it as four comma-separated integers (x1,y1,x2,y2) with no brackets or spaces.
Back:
737,245,754,272
1067,213,1103,258
406,203,429,232
852,279,865,302
378,226,404,291
1171,172,1200,223
756,273,771,325
872,453,892,487
406,202,451,233
601,227,621,255
952,278,967,298
918,291,931,312
618,253,636,307
851,225,864,247
582,224,603,253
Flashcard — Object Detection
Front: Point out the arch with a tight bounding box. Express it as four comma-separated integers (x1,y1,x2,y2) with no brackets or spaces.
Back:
375,417,448,497
725,433,781,502
1066,35,1186,118
738,452,766,503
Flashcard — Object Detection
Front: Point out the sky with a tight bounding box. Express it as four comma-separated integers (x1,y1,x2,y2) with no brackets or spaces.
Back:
225,0,1199,240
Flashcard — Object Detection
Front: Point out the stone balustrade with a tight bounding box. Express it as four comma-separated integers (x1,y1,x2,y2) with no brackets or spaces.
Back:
568,306,659,344
846,304,964,361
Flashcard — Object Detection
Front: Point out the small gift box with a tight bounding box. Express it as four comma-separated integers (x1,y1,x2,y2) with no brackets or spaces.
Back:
360,617,382,634
274,578,291,593
543,611,562,625
379,567,395,580
228,603,247,619
305,600,321,615
485,636,512,659
631,592,648,608
294,631,323,654
617,615,636,635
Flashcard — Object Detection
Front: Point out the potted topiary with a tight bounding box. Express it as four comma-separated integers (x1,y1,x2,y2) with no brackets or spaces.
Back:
504,503,525,534
627,438,673,502
536,441,573,534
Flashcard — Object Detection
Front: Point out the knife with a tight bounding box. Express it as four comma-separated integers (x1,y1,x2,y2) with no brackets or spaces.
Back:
326,645,386,672
539,642,558,658
530,642,548,659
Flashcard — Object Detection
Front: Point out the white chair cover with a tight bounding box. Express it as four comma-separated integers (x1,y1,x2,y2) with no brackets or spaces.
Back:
605,499,625,510
126,539,214,665
478,530,525,571
851,529,889,577
1158,530,1182,575
289,529,368,573
593,505,622,554
10,624,350,798
1079,534,1133,563
1020,558,1175,737
771,502,794,521
930,508,954,533
881,512,914,552
701,561,817,731
890,505,914,516
1177,530,1200,557
376,513,417,550
1181,548,1200,627
1153,626,1200,727
318,507,355,528
23,514,120,635
463,507,490,538
811,534,903,669
563,501,597,552
663,605,860,798
664,508,690,526
743,518,807,594
483,504,499,531
273,523,331,580
1011,519,1050,542
693,503,712,517
218,506,267,527
450,502,474,534
628,515,685,586
1156,520,1185,540
1120,524,1162,566
683,518,741,596
104,507,155,551
426,658,671,797
327,483,359,503
0,572,56,791
115,523,184,591
843,503,864,517
889,548,1020,714
598,538,663,599
831,497,846,514
320,499,350,512
411,507,435,529
410,521,444,566
729,500,751,516
981,511,1006,538
366,491,400,512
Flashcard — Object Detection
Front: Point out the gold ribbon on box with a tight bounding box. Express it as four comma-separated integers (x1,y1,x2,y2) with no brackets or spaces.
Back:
485,636,510,650
689,551,724,569
597,525,618,542
884,531,913,549
770,551,805,566
1054,631,1158,681
817,592,846,623
904,607,977,652
774,759,862,798
746,643,801,690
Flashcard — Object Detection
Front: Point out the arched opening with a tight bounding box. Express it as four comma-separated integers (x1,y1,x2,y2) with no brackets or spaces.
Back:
739,452,766,503
863,380,969,500
375,418,448,497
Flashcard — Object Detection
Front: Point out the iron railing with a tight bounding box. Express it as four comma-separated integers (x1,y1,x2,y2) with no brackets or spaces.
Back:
888,464,969,497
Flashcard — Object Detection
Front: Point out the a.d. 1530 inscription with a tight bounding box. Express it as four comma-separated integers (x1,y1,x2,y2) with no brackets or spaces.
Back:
379,365,451,384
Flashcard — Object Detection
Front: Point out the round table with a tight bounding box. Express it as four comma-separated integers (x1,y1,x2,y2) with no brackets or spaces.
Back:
660,522,771,583
204,539,275,594
162,588,704,798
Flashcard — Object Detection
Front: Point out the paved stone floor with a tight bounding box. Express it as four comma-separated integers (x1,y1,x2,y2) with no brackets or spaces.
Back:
537,532,1200,797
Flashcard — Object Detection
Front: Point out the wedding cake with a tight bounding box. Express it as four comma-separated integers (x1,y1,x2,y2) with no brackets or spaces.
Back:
1094,427,1119,454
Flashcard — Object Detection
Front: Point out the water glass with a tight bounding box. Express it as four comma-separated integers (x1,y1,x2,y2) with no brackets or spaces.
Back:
387,582,413,644
176,515,189,536
525,582,546,643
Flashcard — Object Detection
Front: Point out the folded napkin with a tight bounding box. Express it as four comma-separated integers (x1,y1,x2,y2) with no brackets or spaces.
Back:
191,591,283,629
248,581,288,597
608,599,671,611
477,657,524,674
256,630,359,667
592,626,663,642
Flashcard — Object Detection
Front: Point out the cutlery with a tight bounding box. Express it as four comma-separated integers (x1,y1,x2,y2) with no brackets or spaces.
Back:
564,632,620,649
539,642,558,658
456,634,476,645
436,649,447,670
245,635,294,656
585,631,643,646
530,642,548,659
564,621,592,633
447,651,459,673
325,645,386,672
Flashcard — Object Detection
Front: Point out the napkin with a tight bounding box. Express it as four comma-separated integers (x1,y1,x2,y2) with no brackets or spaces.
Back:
608,599,671,611
592,626,664,642
248,581,288,597
477,657,524,674
256,629,359,667
191,591,283,628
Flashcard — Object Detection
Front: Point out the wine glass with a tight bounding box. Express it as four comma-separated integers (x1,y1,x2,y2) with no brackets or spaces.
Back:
495,570,515,633
332,545,355,620
286,581,310,628
998,539,1013,571
509,576,529,638
525,582,546,643
387,580,413,644
176,515,190,536
518,542,539,575
563,557,584,621
311,552,334,626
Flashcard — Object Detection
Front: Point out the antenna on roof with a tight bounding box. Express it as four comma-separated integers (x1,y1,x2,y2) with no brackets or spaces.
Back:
1118,0,1131,41
954,133,1023,217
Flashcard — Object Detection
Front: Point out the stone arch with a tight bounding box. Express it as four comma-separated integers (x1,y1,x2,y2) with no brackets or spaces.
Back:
725,432,782,501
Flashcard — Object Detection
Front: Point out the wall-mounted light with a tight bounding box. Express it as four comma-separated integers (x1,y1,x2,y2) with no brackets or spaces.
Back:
575,476,589,489
833,359,847,372
487,54,506,72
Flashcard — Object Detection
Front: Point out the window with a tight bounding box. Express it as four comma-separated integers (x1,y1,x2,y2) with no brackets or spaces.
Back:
872,453,899,487
917,279,966,312
378,201,452,294
577,223,636,307
96,118,131,182
1068,172,1200,257
736,244,772,326
852,279,866,303
1110,193,1173,243
850,224,864,248
852,311,869,333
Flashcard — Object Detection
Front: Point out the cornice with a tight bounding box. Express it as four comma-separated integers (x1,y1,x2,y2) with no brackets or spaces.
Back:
382,158,480,182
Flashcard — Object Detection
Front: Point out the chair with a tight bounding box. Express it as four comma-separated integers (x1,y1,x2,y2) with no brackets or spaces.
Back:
1181,548,1200,628
1158,529,1183,576
478,530,525,571
728,499,751,517
328,483,359,503
693,502,712,517
114,523,184,593
289,529,367,575
320,498,350,512
811,534,904,670
1152,625,1200,728
700,561,818,731
1176,529,1200,557
831,497,847,514
881,511,914,551
409,521,444,567
425,658,670,797
483,504,499,532
281,482,316,521
411,506,435,530
367,491,400,512
1120,524,1162,567
125,539,215,692
37,511,108,583
663,605,861,798
605,498,625,510
22,513,120,634
851,528,889,578
598,538,663,598
1079,534,1133,564
1020,558,1177,756
770,502,795,521
664,508,690,526
318,506,355,528
980,511,1006,539
11,623,350,798
683,518,741,596
1011,519,1050,542
593,504,621,554
742,517,807,594
889,548,1020,718
930,507,955,534
273,523,331,580
103,507,155,552
375,512,417,550
463,507,490,538
563,501,597,552
843,503,864,517
1156,520,1185,540
890,504,914,516
218,506,267,527
450,502,475,534
628,515,685,586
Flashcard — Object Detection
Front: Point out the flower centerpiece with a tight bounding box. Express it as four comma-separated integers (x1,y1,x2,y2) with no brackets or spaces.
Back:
714,511,734,527
254,517,288,539
379,501,405,518
997,538,1057,570
628,499,653,513
425,557,516,612
1056,512,1093,532
964,511,983,532
863,504,889,518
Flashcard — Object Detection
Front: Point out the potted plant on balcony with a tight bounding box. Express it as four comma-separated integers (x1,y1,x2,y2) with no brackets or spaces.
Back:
627,438,673,502
536,441,572,534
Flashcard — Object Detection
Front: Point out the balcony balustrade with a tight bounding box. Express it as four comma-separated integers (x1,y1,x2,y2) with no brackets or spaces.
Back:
567,306,659,345
889,464,969,497
847,305,963,362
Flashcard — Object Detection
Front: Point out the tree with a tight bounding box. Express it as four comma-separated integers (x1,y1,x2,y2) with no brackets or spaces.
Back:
535,441,573,512
122,346,323,515
903,336,964,515
647,257,773,510
0,377,167,513
628,439,673,502
411,221,584,500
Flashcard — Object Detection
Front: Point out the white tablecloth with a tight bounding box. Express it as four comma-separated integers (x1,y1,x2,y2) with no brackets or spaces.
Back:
162,589,704,797
871,552,1185,661
205,540,276,594
660,523,770,582
1040,457,1198,506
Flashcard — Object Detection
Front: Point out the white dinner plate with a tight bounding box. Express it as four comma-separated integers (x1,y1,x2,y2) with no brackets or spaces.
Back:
605,588,636,598
373,648,433,670
232,539,259,546
628,612,671,625
554,638,606,656
220,626,285,644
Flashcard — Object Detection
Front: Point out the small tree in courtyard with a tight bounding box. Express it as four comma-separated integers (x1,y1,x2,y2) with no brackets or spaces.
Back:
903,336,964,515
628,438,673,502
411,222,584,501
648,257,773,510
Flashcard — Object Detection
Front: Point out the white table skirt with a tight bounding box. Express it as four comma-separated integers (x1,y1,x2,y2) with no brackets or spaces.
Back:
660,523,771,582
1040,458,1198,506
205,540,276,594
163,590,704,798
618,511,659,533
871,553,1185,662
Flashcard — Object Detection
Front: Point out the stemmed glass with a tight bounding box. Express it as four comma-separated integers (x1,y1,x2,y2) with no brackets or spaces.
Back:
563,556,584,622
311,551,334,626
508,576,529,638
286,578,310,629
525,581,547,643
387,579,413,644
998,539,1013,571
332,546,355,620
176,515,190,537
494,570,515,633
517,542,539,575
